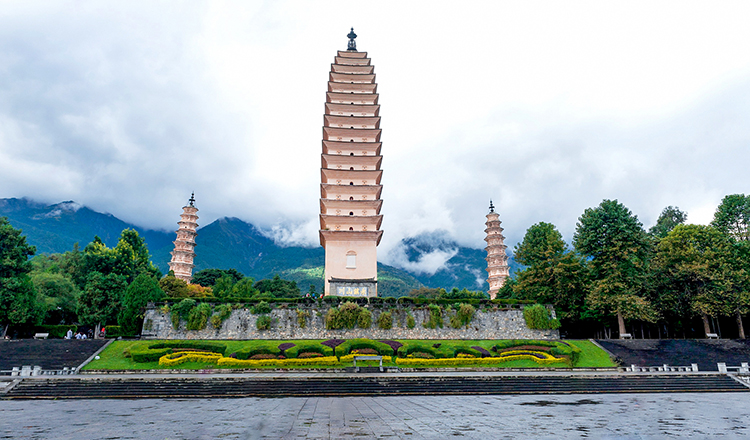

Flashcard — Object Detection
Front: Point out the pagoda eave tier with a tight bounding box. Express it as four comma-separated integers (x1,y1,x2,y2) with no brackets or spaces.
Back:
328,82,377,94
337,50,368,58
319,230,383,246
322,141,381,156
323,127,382,142
327,92,378,105
331,64,374,74
321,155,382,169
325,103,380,117
334,56,370,66
320,199,383,212
321,184,382,199
319,214,383,230
321,169,383,184
324,115,381,129
329,72,375,83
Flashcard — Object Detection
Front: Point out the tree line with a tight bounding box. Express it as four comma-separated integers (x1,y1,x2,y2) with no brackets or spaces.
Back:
0,222,303,338
498,195,750,339
1,193,748,339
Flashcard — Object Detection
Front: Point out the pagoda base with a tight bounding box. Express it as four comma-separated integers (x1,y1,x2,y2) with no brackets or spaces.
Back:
328,278,377,298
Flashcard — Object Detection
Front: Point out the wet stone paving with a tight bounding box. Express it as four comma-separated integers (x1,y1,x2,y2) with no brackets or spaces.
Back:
2,393,749,439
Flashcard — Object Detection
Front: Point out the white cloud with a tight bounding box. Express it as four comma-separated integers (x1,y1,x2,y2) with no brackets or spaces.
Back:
0,0,749,263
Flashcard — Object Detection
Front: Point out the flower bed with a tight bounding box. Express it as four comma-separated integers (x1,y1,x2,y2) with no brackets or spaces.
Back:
217,356,340,368
158,351,223,367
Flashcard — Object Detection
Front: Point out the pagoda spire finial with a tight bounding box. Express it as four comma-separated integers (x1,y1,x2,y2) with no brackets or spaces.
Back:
189,192,195,207
347,27,357,51
489,199,495,213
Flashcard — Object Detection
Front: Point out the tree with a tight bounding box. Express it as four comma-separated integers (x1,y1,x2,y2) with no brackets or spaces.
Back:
31,272,79,324
573,200,656,336
211,274,236,298
711,194,750,241
649,206,687,239
231,277,259,297
512,222,589,329
514,222,566,267
118,274,164,335
0,218,40,336
77,271,127,336
652,224,733,337
253,275,301,298
113,229,160,282
159,274,190,298
192,268,244,287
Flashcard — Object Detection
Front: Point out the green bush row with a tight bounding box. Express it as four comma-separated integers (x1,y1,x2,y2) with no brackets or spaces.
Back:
334,339,395,357
161,296,536,307
35,325,77,339
131,340,227,363
284,343,334,358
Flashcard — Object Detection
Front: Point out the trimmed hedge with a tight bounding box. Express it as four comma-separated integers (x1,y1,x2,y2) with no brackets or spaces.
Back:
217,356,340,368
334,338,395,357
284,343,334,359
35,325,77,339
158,351,222,367
235,341,281,360
131,340,227,363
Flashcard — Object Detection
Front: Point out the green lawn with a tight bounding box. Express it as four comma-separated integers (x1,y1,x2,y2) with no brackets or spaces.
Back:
83,339,616,371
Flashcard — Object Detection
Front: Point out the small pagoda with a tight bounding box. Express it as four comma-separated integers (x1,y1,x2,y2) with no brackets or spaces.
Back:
168,193,199,283
319,29,384,297
484,200,510,298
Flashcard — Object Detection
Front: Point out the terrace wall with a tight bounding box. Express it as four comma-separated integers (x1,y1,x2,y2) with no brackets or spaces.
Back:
142,305,559,340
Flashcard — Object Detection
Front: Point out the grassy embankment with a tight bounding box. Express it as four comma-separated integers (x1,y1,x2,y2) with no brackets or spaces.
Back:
83,339,616,371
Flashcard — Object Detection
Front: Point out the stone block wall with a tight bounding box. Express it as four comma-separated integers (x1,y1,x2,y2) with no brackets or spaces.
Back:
142,305,559,340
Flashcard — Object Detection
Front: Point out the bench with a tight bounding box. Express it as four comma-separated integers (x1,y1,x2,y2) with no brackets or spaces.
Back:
706,333,719,339
620,333,632,339
353,355,383,372
33,333,49,339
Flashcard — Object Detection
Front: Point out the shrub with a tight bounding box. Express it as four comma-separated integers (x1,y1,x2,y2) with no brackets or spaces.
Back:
158,351,222,367
210,304,233,329
406,313,416,329
449,303,476,329
131,341,226,363
186,303,212,330
170,298,196,329
250,300,272,315
235,342,281,360
423,304,443,329
334,338,395,357
296,309,310,328
256,315,272,330
285,343,334,359
35,325,77,339
523,304,561,330
377,311,393,329
325,301,367,329
357,308,372,329
217,356,340,368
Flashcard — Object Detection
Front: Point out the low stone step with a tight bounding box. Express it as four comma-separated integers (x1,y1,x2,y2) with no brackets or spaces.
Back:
4,375,747,399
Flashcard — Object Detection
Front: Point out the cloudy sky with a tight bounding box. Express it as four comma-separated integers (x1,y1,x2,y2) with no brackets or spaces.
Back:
1,1,749,271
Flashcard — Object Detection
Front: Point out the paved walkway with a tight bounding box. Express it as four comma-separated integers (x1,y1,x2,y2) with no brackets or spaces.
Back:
2,393,749,439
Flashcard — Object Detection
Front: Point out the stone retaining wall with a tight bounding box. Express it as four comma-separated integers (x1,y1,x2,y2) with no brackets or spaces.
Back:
142,305,559,340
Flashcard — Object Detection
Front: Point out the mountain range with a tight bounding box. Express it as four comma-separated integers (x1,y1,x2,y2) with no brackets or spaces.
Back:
0,198,521,297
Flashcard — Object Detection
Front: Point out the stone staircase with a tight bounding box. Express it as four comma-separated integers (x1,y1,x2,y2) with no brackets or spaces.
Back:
0,339,108,371
4,374,748,399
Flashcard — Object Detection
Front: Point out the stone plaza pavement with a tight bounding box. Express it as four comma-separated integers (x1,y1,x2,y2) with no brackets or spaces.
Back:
2,392,749,439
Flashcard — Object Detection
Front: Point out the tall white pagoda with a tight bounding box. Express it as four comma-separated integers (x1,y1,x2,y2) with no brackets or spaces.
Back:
168,193,199,283
319,29,384,297
484,200,510,298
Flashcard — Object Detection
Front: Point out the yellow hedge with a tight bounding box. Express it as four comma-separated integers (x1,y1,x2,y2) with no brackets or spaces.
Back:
395,352,565,367
158,351,222,367
217,356,341,368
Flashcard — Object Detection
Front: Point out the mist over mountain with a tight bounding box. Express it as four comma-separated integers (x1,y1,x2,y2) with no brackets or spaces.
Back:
0,198,509,296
